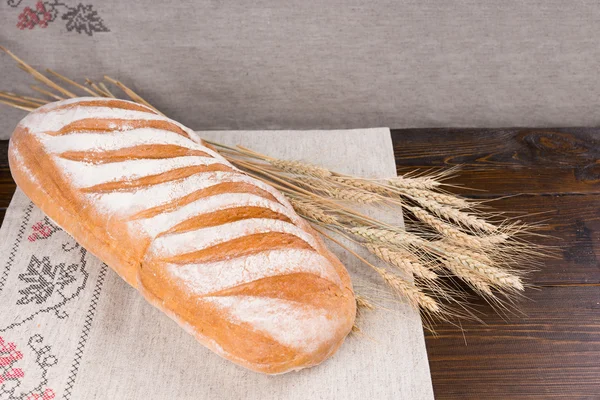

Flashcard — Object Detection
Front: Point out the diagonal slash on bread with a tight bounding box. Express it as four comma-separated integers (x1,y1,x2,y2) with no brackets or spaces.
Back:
8,97,356,374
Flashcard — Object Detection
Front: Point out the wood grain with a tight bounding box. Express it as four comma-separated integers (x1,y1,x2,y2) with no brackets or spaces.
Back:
478,195,600,285
0,140,6,168
1,168,14,208
394,128,600,196
425,286,600,399
392,128,600,399
0,142,11,213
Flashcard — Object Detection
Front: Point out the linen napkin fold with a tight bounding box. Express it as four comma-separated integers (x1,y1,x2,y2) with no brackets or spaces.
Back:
0,128,433,400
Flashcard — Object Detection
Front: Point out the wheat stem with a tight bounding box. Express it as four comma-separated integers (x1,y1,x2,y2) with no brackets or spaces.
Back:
30,85,64,101
45,69,100,97
315,227,440,313
0,46,77,98
0,91,44,108
415,198,498,233
0,99,34,111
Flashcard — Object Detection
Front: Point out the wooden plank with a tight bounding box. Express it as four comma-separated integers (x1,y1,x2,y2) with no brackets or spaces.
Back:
425,286,600,399
0,168,15,210
394,129,600,398
393,128,600,196
482,194,600,285
393,128,600,168
0,141,6,168
1,142,14,215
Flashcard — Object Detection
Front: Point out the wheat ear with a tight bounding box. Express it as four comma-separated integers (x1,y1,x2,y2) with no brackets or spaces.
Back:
365,244,437,280
288,198,338,225
414,198,498,233
269,159,332,178
399,188,472,209
409,207,508,248
374,267,440,313
443,253,524,291
348,226,426,247
388,175,441,190
442,261,493,296
329,176,394,195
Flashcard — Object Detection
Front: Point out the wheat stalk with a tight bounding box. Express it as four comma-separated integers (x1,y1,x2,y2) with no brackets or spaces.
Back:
348,226,426,248
0,47,543,326
442,261,493,296
414,198,498,233
443,253,523,291
399,188,472,209
329,176,393,195
269,159,332,178
388,175,441,190
294,176,381,204
409,206,507,248
329,188,380,204
288,198,338,225
316,227,442,314
365,244,437,280
374,267,440,313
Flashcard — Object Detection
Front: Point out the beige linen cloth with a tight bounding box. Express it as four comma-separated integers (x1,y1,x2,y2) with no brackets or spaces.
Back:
0,128,433,399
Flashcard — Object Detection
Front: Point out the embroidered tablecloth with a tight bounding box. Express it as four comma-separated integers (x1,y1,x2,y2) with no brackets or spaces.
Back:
0,128,434,400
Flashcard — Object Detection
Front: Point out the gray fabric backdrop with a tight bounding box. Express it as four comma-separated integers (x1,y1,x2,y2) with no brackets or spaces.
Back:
1,1,600,139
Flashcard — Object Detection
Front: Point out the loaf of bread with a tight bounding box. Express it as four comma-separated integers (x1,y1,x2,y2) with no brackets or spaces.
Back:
8,98,356,374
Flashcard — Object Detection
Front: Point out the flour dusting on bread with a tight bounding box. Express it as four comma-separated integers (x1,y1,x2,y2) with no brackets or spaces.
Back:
8,97,356,374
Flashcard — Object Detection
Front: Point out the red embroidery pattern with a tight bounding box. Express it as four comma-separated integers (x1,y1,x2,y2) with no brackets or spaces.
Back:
26,389,55,400
0,337,24,385
16,1,52,29
28,218,59,242
1,202,104,399
10,0,109,35
0,336,56,399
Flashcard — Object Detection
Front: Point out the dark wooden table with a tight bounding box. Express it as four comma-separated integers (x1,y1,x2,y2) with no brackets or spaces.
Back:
1,129,599,399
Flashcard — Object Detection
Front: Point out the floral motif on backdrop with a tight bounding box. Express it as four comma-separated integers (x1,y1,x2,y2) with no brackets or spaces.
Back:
8,0,109,35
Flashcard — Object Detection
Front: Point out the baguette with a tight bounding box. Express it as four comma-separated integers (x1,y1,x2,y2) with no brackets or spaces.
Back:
8,97,356,374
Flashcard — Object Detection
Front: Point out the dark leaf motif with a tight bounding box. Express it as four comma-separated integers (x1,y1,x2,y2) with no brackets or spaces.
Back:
42,0,63,22
17,256,77,305
62,3,109,36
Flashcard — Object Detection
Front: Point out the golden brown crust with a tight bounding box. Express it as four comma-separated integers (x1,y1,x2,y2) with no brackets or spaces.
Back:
9,98,356,374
